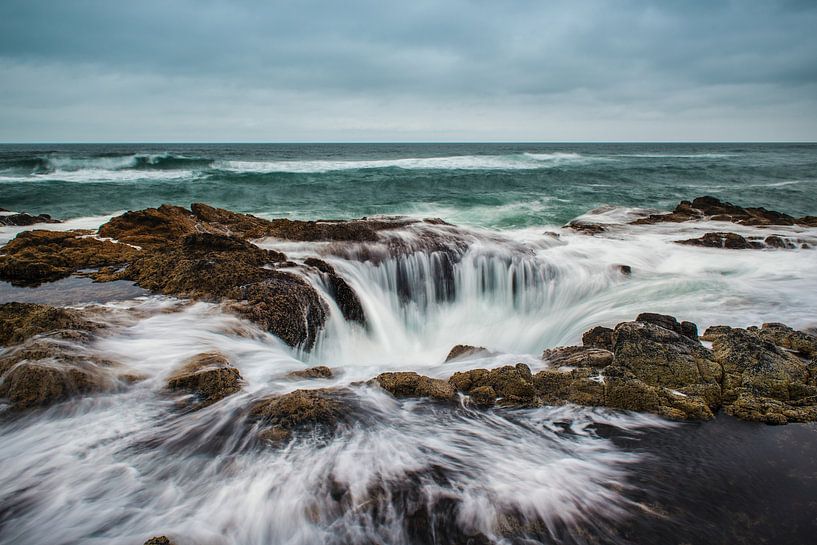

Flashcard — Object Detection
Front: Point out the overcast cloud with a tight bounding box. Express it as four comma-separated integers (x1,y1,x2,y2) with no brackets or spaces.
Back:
1,0,816,142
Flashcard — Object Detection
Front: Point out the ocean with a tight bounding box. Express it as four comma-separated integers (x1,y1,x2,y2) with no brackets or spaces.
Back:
1,143,817,545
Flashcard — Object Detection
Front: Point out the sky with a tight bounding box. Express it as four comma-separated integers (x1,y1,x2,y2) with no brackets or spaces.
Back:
1,0,816,142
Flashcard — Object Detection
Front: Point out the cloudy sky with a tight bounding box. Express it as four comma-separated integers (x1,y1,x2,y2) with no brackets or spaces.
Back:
1,0,816,142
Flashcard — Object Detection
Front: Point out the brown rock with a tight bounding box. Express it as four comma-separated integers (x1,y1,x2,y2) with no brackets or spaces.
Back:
676,232,762,250
541,346,614,369
372,372,455,401
633,196,800,227
143,537,174,545
303,258,366,326
449,364,537,406
445,344,489,362
0,230,138,286
250,388,351,436
288,366,334,379
0,212,61,226
581,326,614,350
566,220,606,235
749,323,817,358
166,352,242,407
0,302,99,346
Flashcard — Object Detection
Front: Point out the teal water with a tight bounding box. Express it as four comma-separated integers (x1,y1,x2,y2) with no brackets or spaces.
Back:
1,143,816,225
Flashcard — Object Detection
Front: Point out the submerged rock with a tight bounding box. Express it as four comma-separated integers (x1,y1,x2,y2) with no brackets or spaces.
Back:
372,372,455,401
0,230,138,286
166,352,242,408
143,537,175,545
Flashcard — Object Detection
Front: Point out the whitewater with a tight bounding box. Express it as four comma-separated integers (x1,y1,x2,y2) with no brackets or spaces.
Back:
1,143,817,545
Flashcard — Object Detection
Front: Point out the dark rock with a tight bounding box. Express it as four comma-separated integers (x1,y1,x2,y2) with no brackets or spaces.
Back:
613,264,632,275
372,372,456,401
166,352,242,407
582,326,614,350
0,302,99,346
288,366,334,379
265,217,416,242
0,230,138,286
633,196,804,227
764,235,796,249
467,385,497,407
635,313,698,340
303,258,366,326
445,344,489,362
534,367,605,406
541,345,614,368
0,212,61,226
676,232,762,250
566,220,607,235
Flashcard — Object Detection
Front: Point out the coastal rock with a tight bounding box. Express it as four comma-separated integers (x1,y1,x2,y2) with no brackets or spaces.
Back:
0,337,121,410
632,196,811,226
0,302,99,346
120,232,326,348
264,217,416,242
303,257,366,326
0,230,138,286
166,352,242,407
582,326,614,350
250,388,352,441
288,366,334,379
143,537,175,545
449,364,536,406
566,220,607,235
541,345,614,369
0,212,61,227
534,367,606,406
748,323,817,358
635,312,698,340
372,372,455,401
676,232,762,250
445,344,489,362
611,320,721,406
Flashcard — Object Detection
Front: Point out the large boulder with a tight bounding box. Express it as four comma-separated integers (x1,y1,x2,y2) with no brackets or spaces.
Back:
611,320,721,407
632,196,812,227
166,352,242,408
119,232,326,349
581,326,614,350
0,230,138,286
371,372,455,401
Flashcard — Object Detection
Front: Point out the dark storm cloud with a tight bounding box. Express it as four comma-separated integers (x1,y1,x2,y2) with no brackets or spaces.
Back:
0,0,815,141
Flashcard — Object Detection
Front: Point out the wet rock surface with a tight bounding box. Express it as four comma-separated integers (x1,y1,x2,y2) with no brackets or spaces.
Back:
303,257,366,326
166,352,242,408
0,211,61,227
0,302,99,346
633,195,815,227
372,372,456,401
445,344,489,361
250,388,355,442
287,365,334,379
0,229,138,286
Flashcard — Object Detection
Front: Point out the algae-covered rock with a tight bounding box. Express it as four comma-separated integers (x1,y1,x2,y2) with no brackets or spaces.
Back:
288,366,334,379
0,337,121,410
0,211,61,227
534,367,605,407
0,230,138,286
372,372,455,401
748,323,817,358
0,302,99,346
612,320,721,407
541,346,614,369
166,352,242,407
250,388,351,440
143,537,175,545
449,364,537,406
581,326,614,350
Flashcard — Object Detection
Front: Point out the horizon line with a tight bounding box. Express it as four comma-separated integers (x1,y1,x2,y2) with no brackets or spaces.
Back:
1,140,816,145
